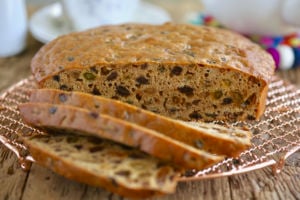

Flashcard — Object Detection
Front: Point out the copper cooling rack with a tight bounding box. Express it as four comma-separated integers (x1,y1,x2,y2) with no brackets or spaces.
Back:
0,76,299,181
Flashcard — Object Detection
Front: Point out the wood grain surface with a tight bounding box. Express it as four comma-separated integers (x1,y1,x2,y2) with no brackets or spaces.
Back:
0,10,300,200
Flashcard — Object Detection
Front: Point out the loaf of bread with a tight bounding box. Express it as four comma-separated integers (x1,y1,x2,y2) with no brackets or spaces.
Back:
23,133,180,198
19,102,224,170
29,88,253,157
31,23,275,121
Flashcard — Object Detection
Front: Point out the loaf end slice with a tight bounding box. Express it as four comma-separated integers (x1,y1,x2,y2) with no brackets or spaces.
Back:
23,134,180,199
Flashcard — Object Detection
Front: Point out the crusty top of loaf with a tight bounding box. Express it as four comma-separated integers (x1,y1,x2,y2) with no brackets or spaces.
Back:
32,23,275,83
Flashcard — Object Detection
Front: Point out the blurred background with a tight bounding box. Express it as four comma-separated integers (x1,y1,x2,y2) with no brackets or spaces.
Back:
2,0,300,71
26,0,204,23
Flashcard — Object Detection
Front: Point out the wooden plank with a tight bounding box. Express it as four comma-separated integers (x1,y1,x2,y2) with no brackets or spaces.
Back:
21,164,112,200
0,145,29,200
229,166,300,200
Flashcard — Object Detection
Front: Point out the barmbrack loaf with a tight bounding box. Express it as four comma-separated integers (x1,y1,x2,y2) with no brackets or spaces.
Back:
19,102,224,170
29,88,252,157
23,134,180,198
31,23,275,121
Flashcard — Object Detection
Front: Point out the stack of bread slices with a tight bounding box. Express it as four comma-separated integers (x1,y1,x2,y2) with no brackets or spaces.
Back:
19,88,252,198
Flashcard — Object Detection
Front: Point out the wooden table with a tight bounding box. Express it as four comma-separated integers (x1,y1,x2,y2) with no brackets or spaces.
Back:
1,8,300,200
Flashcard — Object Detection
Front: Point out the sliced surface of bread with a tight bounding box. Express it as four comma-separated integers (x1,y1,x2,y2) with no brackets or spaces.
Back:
29,88,253,157
31,23,275,121
19,102,224,170
23,133,180,198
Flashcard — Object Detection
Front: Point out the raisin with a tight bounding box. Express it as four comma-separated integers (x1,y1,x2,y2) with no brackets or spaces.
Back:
89,146,104,153
189,111,202,119
136,76,149,85
115,170,131,177
195,140,203,149
222,97,233,105
106,71,118,81
83,72,96,80
170,66,183,76
74,144,82,150
136,93,142,101
58,93,68,102
116,86,130,97
48,107,57,114
89,112,99,119
178,86,194,96
52,75,60,82
92,87,101,95
67,56,74,61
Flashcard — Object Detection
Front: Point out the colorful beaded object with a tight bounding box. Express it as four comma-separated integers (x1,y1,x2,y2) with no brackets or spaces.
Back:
188,13,300,70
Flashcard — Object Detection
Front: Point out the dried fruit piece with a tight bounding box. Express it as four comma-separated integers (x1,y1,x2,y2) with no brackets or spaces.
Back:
136,76,149,85
177,86,194,96
107,71,118,81
116,86,130,97
83,72,96,80
222,97,233,105
170,66,183,76
58,93,68,102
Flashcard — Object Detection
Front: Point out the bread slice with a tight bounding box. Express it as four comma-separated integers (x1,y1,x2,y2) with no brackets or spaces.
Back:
29,88,253,157
19,102,224,170
31,23,275,121
23,133,180,198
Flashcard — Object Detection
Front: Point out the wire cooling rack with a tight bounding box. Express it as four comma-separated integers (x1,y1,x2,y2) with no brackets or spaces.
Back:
0,76,299,180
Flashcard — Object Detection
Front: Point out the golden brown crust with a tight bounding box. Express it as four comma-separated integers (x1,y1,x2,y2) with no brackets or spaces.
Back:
29,88,253,157
32,23,274,84
19,102,224,170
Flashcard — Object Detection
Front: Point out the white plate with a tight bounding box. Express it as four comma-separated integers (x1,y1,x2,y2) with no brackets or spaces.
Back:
29,2,172,43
